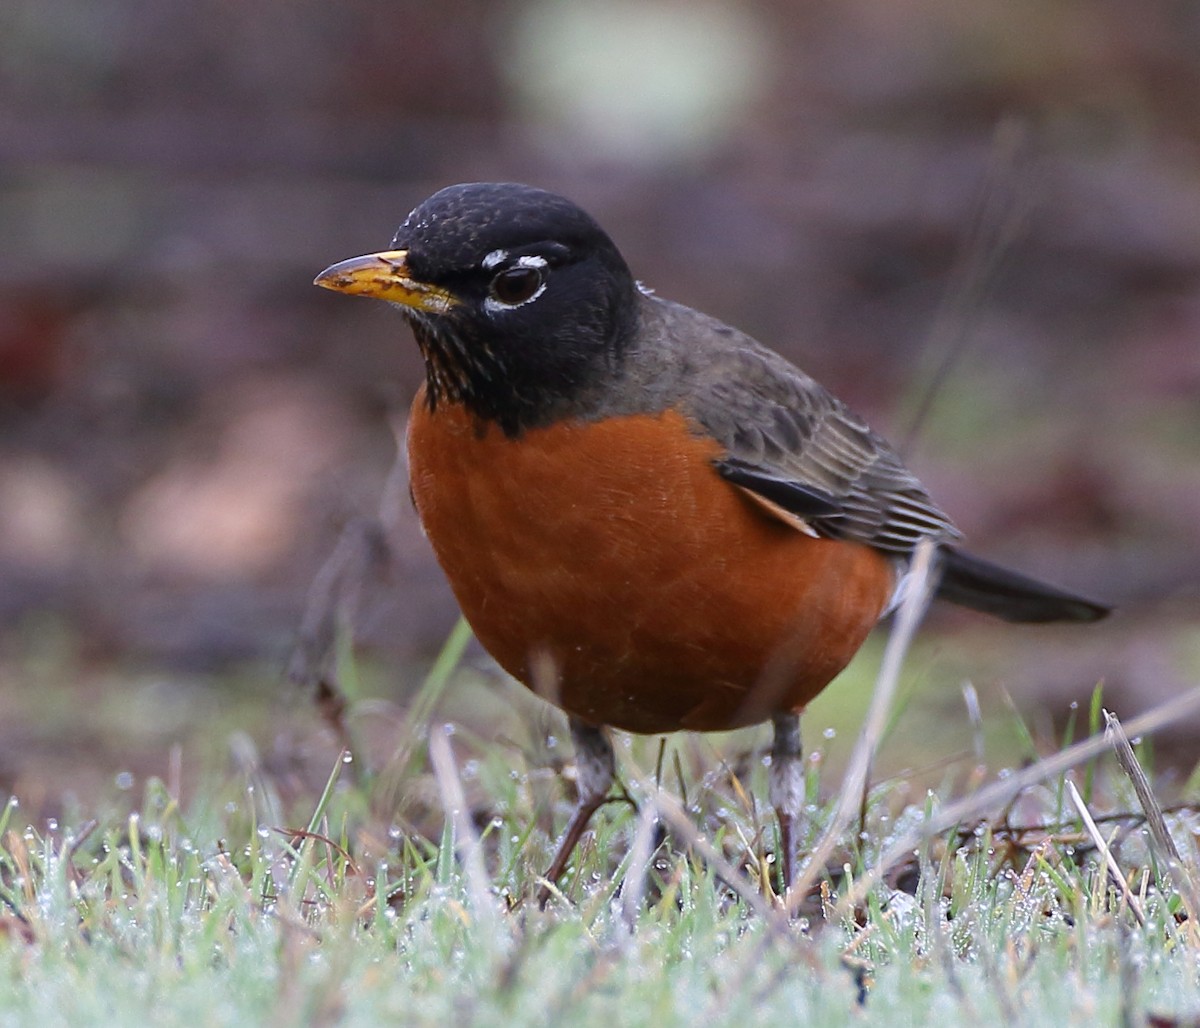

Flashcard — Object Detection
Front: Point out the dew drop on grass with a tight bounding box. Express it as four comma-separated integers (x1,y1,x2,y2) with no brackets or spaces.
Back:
822,727,836,740
342,751,354,763
388,825,402,840
46,818,58,831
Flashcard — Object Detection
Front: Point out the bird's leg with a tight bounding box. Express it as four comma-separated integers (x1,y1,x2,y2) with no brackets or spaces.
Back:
539,718,615,901
769,712,803,893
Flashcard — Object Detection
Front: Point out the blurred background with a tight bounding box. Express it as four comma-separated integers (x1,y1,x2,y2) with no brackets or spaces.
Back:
2,0,1199,814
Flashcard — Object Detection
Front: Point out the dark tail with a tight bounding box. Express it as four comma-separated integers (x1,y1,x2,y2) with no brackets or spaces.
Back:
935,547,1110,624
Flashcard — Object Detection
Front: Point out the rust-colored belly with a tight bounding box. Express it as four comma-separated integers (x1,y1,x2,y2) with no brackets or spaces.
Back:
406,393,894,734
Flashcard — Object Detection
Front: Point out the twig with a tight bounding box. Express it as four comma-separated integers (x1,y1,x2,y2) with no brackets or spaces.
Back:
901,116,1035,452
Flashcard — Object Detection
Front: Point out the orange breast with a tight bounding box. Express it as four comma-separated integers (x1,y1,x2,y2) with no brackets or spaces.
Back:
406,391,895,734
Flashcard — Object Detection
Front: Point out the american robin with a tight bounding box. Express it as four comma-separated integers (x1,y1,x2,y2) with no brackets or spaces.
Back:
315,182,1108,892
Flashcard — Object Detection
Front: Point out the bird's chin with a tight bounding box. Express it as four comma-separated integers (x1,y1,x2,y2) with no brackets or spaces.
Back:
409,321,501,416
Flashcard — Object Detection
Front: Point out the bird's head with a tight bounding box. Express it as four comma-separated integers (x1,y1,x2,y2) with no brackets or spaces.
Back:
315,182,639,435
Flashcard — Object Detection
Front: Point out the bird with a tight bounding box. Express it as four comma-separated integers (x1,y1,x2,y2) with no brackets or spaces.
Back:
314,181,1108,895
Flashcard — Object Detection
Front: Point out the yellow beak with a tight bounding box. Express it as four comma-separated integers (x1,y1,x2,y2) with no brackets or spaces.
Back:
313,250,459,314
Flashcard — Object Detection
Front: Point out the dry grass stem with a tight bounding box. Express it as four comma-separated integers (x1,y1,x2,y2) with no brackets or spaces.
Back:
429,725,502,926
1066,778,1146,927
785,539,936,914
643,780,786,926
1104,709,1200,934
835,684,1200,920
619,802,660,937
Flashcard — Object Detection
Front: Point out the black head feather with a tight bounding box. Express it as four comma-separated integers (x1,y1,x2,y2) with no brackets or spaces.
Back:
390,183,639,435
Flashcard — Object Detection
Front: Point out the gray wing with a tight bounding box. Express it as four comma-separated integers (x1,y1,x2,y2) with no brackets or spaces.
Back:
645,300,961,553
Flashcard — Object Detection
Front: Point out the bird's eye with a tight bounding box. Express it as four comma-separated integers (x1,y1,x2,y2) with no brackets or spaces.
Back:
489,266,544,306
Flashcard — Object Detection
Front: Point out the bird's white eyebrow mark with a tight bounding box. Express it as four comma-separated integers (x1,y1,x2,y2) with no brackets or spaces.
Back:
483,250,550,272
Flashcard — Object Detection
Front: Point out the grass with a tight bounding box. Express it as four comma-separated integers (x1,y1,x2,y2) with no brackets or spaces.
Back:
4,622,1200,1024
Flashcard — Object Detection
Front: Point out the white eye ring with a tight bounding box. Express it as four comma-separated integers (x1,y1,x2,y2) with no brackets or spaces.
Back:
483,254,549,312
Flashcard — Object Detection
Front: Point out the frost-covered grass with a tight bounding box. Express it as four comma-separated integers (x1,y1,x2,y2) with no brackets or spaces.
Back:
4,725,1200,1022
4,627,1200,1025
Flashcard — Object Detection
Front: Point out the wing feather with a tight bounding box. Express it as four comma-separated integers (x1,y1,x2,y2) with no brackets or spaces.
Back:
669,321,959,553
